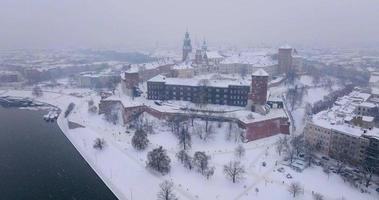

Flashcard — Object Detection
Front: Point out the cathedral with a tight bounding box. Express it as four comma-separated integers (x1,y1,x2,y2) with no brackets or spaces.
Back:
182,31,192,61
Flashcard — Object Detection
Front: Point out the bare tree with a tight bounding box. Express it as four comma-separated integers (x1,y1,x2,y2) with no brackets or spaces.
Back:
290,134,305,157
275,136,288,156
157,180,178,200
303,141,315,167
193,151,210,175
194,120,215,141
288,182,302,198
361,165,374,188
223,161,246,183
32,85,43,97
177,124,191,150
93,138,106,150
313,193,324,200
176,150,193,170
234,145,246,159
204,167,215,180
168,114,186,136
285,146,296,165
202,111,213,135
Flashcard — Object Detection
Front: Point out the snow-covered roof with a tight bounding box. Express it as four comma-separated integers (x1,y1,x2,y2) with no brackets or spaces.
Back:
172,62,193,70
148,75,250,88
358,101,376,108
311,90,378,138
362,116,374,122
104,94,287,125
220,51,277,67
206,51,224,59
125,60,174,73
252,69,269,77
279,45,292,49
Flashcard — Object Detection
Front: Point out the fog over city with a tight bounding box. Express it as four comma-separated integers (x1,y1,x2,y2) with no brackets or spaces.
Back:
1,0,379,50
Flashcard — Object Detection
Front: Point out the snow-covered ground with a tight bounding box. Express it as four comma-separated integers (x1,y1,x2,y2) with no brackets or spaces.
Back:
1,87,378,200
270,75,343,134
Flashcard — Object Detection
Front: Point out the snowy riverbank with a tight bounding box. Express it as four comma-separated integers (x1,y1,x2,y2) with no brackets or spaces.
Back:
1,88,378,200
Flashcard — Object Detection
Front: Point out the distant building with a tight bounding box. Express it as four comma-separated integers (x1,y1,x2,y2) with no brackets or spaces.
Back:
278,46,293,74
0,71,21,83
170,62,195,78
217,51,277,75
182,31,192,61
305,90,379,171
77,71,120,89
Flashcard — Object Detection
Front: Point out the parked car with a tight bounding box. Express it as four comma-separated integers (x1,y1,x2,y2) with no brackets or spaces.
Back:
286,174,292,179
277,167,285,173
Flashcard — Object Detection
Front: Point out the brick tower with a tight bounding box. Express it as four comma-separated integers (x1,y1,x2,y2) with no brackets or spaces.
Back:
121,72,139,97
278,45,293,74
248,69,269,112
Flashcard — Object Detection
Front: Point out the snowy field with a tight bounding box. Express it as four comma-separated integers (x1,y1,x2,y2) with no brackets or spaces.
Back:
1,87,378,200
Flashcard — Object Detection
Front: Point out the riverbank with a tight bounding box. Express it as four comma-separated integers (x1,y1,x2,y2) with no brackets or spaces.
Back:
2,88,378,200
57,115,127,200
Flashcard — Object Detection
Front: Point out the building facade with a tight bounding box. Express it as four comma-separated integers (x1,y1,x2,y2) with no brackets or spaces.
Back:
304,122,332,155
330,129,370,165
147,76,250,107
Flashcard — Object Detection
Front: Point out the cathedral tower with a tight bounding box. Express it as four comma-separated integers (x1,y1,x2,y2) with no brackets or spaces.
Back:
182,31,192,61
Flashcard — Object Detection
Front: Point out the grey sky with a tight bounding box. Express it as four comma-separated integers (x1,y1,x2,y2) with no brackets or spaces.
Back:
1,0,379,50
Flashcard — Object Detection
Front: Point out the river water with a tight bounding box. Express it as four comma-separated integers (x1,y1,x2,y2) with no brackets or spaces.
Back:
0,106,118,200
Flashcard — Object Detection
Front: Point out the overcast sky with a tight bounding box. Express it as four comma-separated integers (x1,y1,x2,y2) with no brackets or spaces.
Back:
1,0,379,50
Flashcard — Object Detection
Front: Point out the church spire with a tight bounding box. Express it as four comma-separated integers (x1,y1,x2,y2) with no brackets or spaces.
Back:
182,30,192,61
201,39,207,51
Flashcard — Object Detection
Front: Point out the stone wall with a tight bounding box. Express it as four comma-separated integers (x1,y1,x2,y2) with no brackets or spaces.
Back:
99,99,290,142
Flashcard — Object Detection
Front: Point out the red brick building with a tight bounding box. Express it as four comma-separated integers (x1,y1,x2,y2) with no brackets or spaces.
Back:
250,69,269,105
241,117,290,141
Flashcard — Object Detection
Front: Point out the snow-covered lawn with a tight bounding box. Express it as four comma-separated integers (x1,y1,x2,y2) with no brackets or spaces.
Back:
1,87,378,200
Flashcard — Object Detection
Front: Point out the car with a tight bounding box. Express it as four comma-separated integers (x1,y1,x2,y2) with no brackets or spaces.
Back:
286,174,293,179
376,188,379,193
277,167,285,173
